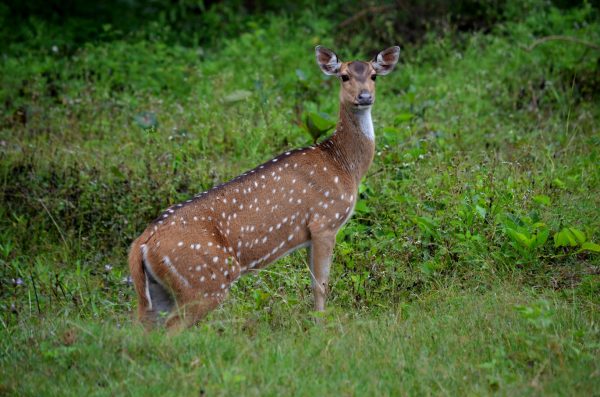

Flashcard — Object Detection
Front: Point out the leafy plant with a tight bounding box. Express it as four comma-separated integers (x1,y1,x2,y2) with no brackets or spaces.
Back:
302,111,335,142
554,227,600,253
498,213,549,257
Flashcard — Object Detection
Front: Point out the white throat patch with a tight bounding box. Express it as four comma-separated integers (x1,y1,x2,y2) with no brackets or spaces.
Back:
356,108,374,141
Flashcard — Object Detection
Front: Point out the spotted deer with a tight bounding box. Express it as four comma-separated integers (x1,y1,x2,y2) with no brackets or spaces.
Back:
128,45,400,331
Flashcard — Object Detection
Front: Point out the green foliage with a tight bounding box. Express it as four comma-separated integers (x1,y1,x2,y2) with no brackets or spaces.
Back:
501,213,550,253
302,111,336,142
0,0,599,393
1,286,599,395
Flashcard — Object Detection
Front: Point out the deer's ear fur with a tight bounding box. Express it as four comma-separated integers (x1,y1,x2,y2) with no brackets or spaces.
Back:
371,46,400,75
315,46,342,76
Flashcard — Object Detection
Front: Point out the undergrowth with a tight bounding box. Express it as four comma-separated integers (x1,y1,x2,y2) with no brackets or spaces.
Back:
0,1,598,395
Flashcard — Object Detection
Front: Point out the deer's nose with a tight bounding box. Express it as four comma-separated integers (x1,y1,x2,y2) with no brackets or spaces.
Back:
357,91,373,105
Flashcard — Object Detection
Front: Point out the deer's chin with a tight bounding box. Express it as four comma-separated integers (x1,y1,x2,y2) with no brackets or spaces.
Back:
353,103,373,111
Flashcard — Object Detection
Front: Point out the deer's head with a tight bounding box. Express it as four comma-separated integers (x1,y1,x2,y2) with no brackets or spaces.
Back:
315,46,400,112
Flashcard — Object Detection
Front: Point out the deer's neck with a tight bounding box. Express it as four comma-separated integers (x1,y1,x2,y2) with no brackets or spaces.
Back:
321,104,376,185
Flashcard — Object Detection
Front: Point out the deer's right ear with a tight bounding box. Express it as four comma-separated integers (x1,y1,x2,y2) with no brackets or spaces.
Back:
372,46,400,75
315,46,342,76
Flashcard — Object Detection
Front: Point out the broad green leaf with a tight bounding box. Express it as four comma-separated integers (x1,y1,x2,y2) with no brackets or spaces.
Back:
505,228,531,248
304,111,335,140
567,227,586,244
554,228,579,248
534,228,549,248
307,111,335,131
580,242,600,253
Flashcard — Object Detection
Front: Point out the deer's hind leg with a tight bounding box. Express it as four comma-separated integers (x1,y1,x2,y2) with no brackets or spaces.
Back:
165,290,228,334
164,254,240,333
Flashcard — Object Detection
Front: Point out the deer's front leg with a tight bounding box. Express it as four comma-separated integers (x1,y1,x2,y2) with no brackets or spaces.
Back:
308,231,336,312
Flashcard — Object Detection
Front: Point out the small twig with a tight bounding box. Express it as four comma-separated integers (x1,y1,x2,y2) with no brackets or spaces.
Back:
37,198,69,250
525,35,600,52
366,166,385,178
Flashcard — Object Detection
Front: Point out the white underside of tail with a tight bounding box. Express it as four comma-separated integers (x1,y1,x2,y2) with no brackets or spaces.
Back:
141,244,153,310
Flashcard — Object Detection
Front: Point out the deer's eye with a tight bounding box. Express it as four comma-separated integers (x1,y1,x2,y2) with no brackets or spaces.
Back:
371,74,377,81
341,75,350,82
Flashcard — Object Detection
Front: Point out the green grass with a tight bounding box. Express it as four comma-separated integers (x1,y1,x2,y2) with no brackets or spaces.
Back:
2,284,598,396
1,1,599,395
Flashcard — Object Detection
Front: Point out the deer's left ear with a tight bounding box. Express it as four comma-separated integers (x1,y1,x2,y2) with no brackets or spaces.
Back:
315,46,342,76
372,46,400,75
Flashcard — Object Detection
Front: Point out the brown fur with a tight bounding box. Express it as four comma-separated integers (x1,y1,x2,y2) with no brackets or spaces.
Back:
129,46,400,331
